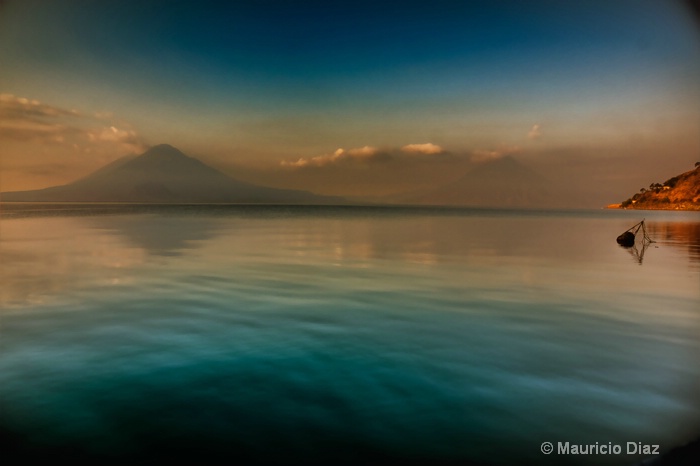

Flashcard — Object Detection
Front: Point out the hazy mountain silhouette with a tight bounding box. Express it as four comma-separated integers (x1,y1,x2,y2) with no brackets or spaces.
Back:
2,144,341,204
412,156,573,208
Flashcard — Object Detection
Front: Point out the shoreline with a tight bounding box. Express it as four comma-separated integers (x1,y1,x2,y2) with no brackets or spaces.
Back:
606,204,700,211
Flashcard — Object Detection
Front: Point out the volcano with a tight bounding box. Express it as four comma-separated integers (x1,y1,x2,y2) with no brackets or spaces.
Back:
2,144,340,204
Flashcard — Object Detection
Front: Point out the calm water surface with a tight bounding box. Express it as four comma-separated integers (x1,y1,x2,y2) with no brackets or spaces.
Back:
1,204,699,465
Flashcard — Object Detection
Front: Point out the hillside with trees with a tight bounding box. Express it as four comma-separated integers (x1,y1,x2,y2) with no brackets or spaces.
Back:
610,163,700,211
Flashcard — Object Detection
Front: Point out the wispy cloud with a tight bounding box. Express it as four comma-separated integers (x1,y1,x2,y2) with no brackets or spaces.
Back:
0,93,79,119
346,146,379,157
0,93,147,153
0,93,78,142
281,143,450,169
471,144,521,163
281,145,381,167
527,123,541,140
0,118,71,142
401,142,444,154
87,126,145,152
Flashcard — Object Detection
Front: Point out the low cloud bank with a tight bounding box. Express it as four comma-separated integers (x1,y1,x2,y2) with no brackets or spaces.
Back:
0,93,148,154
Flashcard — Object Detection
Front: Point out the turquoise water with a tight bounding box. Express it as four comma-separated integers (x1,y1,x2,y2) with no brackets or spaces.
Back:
1,205,699,465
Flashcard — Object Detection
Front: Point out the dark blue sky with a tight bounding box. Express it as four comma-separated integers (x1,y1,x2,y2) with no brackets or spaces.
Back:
5,0,696,98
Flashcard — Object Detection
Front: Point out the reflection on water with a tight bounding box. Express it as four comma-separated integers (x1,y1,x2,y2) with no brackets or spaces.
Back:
620,241,650,265
648,221,700,268
1,205,699,465
88,214,226,257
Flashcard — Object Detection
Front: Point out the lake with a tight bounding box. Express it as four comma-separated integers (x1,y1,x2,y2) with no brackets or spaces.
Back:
1,204,698,465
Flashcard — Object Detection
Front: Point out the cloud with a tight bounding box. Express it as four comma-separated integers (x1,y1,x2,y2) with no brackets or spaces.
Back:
255,143,472,199
0,93,79,119
471,144,521,162
401,143,444,154
88,125,145,152
281,143,454,169
347,146,379,157
281,145,380,167
528,124,541,140
0,93,147,153
0,119,71,142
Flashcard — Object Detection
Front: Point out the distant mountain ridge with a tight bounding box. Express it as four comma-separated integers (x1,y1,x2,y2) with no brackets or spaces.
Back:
610,164,700,211
407,156,574,208
1,144,341,204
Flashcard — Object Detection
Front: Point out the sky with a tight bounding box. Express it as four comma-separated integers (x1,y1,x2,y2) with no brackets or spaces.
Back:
1,0,699,206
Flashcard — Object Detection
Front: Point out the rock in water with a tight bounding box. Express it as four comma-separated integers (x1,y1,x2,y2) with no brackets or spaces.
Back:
616,231,635,247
